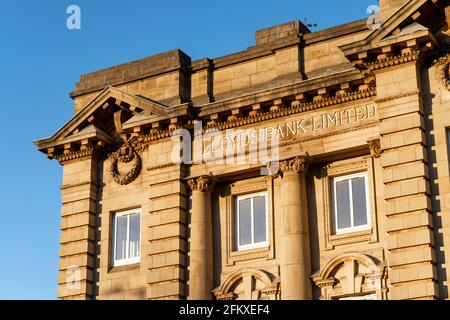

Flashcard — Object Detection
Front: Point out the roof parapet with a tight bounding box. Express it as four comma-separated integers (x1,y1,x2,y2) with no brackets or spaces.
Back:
255,20,310,46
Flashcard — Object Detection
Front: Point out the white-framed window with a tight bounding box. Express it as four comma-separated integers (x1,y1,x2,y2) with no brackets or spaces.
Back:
112,208,141,266
235,192,269,251
331,172,371,234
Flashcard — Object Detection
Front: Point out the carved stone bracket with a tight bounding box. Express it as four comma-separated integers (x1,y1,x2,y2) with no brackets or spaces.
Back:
187,176,215,192
315,278,337,289
367,138,382,158
279,155,310,175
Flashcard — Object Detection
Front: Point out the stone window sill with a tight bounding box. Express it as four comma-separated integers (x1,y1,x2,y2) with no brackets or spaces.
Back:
329,228,374,245
108,263,140,274
229,246,271,263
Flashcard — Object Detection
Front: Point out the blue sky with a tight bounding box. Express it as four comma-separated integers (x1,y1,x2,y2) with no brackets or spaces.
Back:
0,0,373,299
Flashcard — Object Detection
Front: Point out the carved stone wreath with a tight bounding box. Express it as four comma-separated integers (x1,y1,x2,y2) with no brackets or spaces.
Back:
439,54,450,91
109,144,142,185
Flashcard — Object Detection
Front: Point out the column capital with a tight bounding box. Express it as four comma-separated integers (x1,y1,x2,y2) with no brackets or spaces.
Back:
187,176,215,192
279,155,310,175
367,138,382,158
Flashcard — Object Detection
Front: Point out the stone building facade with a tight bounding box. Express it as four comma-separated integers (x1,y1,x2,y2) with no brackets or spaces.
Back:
35,0,450,300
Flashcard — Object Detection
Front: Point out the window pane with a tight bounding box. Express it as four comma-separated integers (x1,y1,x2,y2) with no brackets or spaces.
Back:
115,215,128,261
253,195,267,244
352,177,368,227
335,180,351,230
129,213,140,258
238,198,252,246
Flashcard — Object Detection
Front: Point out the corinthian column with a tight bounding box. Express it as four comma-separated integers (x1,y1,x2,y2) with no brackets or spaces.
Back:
278,156,312,300
187,176,215,300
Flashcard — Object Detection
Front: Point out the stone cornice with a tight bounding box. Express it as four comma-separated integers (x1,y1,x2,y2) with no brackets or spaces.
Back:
203,88,376,133
48,85,378,164
364,50,421,72
60,181,95,191
130,128,179,152
38,72,375,156
53,146,95,164
146,162,178,172
125,87,376,151
198,68,363,112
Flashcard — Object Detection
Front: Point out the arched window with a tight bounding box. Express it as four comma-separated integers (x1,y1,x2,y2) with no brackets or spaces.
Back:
312,253,387,300
213,268,280,300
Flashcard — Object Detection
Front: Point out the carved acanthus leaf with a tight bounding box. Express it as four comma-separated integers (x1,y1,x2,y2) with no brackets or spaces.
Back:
367,138,382,158
187,176,215,192
279,156,310,175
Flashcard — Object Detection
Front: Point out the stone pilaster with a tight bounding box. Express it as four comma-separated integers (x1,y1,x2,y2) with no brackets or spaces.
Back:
191,58,213,105
58,156,98,300
376,59,438,299
187,176,215,300
278,156,312,300
146,165,188,300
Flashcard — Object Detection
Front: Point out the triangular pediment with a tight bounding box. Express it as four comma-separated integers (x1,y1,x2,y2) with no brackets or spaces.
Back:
340,0,447,56
35,86,169,151
365,0,429,43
